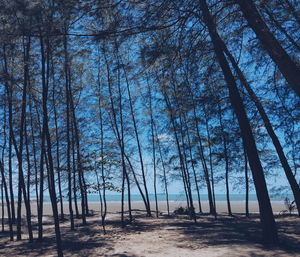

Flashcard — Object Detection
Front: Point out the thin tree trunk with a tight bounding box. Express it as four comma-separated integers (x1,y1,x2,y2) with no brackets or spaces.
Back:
103,49,132,225
40,32,64,257
38,133,45,240
0,96,13,240
29,96,39,219
163,91,196,221
63,32,75,230
68,76,87,225
217,104,232,216
155,124,170,215
261,5,300,52
2,45,16,225
184,114,203,213
281,0,300,27
71,127,80,219
244,147,249,218
148,83,159,217
0,161,13,240
25,120,31,207
116,58,132,223
119,56,151,216
52,65,64,220
203,108,216,216
94,166,105,233
13,35,33,242
96,59,107,232
1,181,4,232
189,89,215,214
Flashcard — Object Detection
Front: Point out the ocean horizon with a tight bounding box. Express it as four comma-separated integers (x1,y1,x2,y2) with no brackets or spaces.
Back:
40,193,293,202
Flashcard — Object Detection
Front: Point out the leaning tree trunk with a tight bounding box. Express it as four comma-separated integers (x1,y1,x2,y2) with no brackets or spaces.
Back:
155,124,170,216
184,113,203,213
199,0,278,243
235,0,300,97
217,104,232,216
120,56,151,217
103,49,132,225
219,33,300,217
190,91,215,214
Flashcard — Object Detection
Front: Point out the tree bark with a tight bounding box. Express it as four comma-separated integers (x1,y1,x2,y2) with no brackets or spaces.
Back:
236,0,300,97
199,0,278,243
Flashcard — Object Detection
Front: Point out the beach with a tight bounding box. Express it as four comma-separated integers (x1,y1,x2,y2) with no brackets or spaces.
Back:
11,199,287,216
0,207,299,257
1,200,299,256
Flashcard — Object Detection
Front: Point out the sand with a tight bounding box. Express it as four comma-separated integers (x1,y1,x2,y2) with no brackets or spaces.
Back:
0,201,299,257
6,200,287,216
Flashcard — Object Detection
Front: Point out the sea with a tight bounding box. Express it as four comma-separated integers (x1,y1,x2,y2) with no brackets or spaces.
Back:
43,193,293,202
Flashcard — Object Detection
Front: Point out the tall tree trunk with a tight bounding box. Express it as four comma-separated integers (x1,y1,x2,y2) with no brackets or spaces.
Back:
219,34,300,217
0,93,14,240
261,5,300,52
103,49,132,225
163,91,196,221
0,161,13,240
40,33,64,257
148,83,159,217
119,56,151,216
71,126,80,219
68,69,87,225
12,35,33,242
184,114,203,213
96,68,107,231
1,181,4,232
116,59,132,223
3,45,16,225
94,166,105,232
203,107,216,216
199,0,278,243
155,124,170,215
235,0,300,97
217,104,232,216
63,32,75,230
189,88,215,214
244,147,249,218
29,96,39,220
52,65,64,220
38,133,45,240
178,114,196,220
25,119,31,208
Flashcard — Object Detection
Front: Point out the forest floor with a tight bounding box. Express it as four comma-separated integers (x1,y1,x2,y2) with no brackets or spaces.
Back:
0,210,299,257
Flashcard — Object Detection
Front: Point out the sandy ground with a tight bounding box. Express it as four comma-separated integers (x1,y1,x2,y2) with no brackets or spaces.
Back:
0,201,299,257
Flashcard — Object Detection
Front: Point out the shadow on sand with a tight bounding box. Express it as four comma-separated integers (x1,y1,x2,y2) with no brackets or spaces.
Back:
0,212,299,256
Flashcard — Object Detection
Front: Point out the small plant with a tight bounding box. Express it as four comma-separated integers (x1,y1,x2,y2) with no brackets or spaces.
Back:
280,197,296,215
173,206,194,215
284,197,296,214
174,206,185,215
